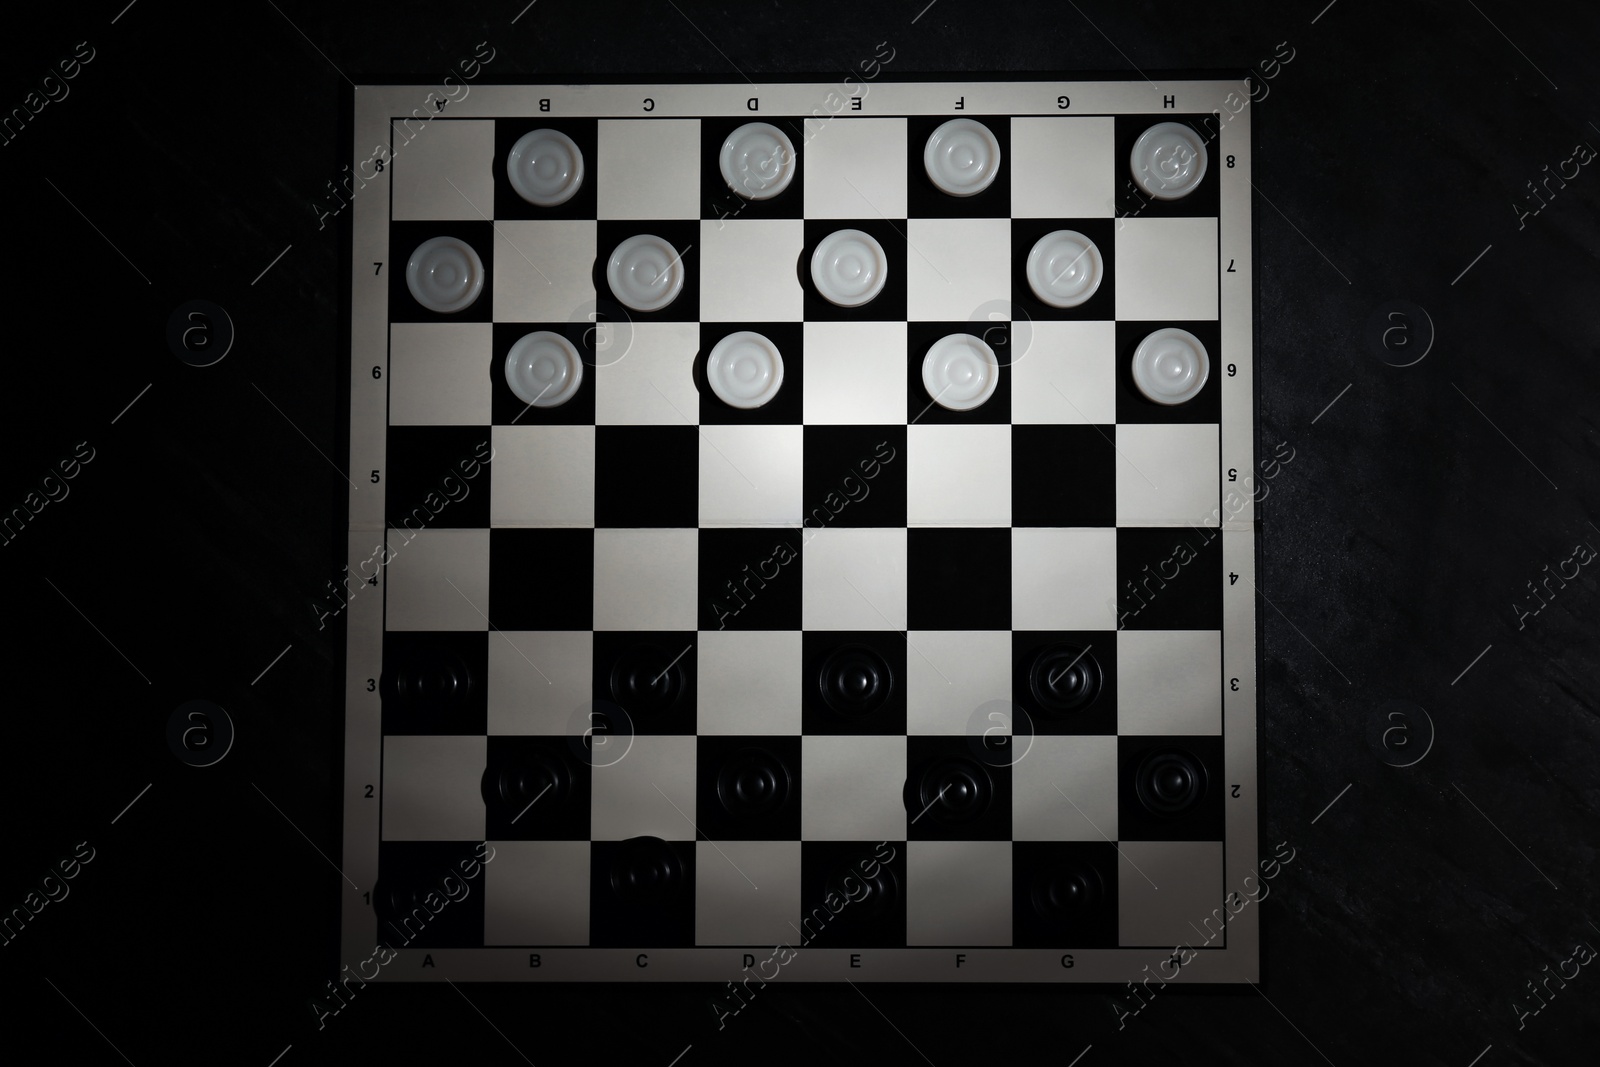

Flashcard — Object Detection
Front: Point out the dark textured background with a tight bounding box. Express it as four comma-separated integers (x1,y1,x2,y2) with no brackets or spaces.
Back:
1,1,1596,1064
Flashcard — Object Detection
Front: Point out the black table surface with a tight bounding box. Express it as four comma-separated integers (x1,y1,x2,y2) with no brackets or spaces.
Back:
1,2,1596,1064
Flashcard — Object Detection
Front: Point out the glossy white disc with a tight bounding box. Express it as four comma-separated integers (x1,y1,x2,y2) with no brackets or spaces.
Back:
923,118,1002,197
1130,121,1208,201
405,235,485,314
719,122,797,200
1132,327,1210,405
706,331,784,409
1025,230,1104,308
505,331,584,408
922,332,999,411
810,228,888,308
606,234,685,312
507,128,585,207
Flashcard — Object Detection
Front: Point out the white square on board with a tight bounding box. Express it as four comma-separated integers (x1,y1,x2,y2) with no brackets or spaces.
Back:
490,425,596,527
595,322,700,425
1118,840,1223,947
487,631,593,735
389,323,493,426
802,527,907,630
1012,735,1119,841
698,425,804,526
905,630,1012,735
484,841,590,945
801,735,906,840
597,119,701,219
907,424,1011,526
906,841,1012,945
906,218,1011,322
1114,424,1218,527
697,631,802,735
384,528,490,631
803,322,907,424
1010,321,1116,425
392,119,496,221
1010,117,1117,219
381,735,486,840
696,841,801,945
593,529,698,631
1011,528,1117,631
700,219,805,322
589,735,698,840
1115,217,1219,321
493,220,597,323
1117,630,1222,735
803,118,908,219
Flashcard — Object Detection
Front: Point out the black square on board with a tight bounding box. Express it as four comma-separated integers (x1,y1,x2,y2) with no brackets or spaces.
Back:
1112,116,1221,220
1012,841,1119,948
907,528,1011,631
491,322,598,425
1011,630,1118,737
492,118,599,221
800,218,908,322
698,528,803,631
594,426,698,528
380,630,488,736
907,321,1011,424
488,528,594,630
591,631,697,735
1011,425,1116,528
695,735,801,841
695,322,803,425
384,426,494,530
904,736,1012,842
1115,526,1222,631
801,630,907,736
799,841,907,948
483,736,591,841
1010,217,1116,322
800,427,906,528
594,220,700,323
700,116,806,222
374,841,489,948
590,838,695,947
1114,320,1222,425
1117,735,1225,842
905,115,1011,219
388,220,495,323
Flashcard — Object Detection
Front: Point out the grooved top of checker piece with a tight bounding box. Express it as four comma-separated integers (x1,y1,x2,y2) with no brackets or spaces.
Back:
923,117,1002,197
1028,643,1103,714
811,228,888,307
383,647,475,715
609,836,684,904
608,234,685,312
1130,120,1208,200
922,332,999,411
906,756,994,824
818,644,894,717
1132,327,1210,406
505,330,584,408
1135,749,1208,817
706,331,784,409
608,645,686,716
1030,857,1106,919
406,235,485,314
507,127,585,206
719,121,797,200
714,746,793,819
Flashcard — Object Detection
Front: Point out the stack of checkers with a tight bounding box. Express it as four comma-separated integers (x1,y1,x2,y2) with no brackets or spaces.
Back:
375,110,1230,954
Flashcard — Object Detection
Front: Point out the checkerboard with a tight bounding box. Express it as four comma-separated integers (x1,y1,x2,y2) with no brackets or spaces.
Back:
342,77,1261,983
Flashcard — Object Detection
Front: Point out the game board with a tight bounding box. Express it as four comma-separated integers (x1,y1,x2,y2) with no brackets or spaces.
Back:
340,75,1260,984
